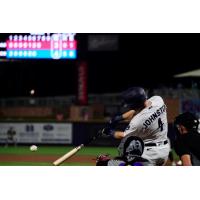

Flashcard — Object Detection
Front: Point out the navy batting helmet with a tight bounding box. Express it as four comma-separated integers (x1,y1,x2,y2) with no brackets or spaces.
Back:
174,112,199,132
122,87,147,110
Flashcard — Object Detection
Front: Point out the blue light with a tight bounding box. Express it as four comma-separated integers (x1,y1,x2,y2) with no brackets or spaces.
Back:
7,50,77,59
9,51,13,56
14,51,18,57
19,51,23,57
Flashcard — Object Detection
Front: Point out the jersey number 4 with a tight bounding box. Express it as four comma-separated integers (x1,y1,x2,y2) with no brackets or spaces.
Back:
158,118,164,131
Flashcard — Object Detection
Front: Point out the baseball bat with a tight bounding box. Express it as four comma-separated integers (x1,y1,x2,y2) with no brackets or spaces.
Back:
53,144,84,166
53,129,104,166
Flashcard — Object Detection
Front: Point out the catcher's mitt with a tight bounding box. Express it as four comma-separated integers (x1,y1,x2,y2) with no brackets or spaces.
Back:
96,154,111,166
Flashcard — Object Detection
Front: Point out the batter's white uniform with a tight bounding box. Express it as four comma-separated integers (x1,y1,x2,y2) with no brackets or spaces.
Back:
124,96,170,165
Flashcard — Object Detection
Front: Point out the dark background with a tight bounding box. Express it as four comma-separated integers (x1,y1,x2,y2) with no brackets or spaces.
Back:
0,33,200,97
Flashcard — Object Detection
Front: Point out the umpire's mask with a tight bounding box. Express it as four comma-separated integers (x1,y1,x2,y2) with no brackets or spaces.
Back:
118,135,144,163
174,112,199,135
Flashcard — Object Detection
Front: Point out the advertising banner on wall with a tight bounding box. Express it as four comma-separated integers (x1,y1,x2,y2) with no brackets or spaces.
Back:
0,123,72,144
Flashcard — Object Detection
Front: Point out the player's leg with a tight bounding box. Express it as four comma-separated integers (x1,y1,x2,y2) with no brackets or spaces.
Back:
142,144,170,165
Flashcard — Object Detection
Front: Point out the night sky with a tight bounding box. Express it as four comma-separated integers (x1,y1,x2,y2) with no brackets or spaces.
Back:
0,33,200,97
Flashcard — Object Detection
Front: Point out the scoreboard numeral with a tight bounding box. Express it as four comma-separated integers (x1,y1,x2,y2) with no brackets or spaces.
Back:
50,34,63,59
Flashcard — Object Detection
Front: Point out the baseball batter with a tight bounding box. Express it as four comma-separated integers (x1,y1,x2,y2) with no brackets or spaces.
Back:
103,87,170,165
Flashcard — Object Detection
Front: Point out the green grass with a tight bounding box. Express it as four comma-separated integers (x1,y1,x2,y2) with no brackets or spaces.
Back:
0,145,118,166
0,145,179,166
0,146,180,166
0,146,118,156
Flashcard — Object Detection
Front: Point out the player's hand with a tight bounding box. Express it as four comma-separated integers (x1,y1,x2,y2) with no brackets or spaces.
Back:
101,127,115,137
109,115,123,127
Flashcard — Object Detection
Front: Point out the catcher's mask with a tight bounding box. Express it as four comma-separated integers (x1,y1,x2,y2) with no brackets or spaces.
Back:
118,135,144,163
174,112,199,135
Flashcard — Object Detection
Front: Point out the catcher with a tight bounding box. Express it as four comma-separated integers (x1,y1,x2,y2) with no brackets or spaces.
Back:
96,134,151,166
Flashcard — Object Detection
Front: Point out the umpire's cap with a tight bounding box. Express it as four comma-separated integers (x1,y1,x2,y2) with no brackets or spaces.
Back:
174,112,199,132
118,135,144,162
122,87,147,110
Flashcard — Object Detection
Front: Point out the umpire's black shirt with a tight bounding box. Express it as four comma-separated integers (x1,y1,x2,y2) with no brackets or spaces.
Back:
174,131,200,165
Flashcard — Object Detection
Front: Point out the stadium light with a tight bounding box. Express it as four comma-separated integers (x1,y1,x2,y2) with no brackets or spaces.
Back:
30,89,35,96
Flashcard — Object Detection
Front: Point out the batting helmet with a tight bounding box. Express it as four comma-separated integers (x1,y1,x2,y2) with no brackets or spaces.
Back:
118,134,144,163
174,112,199,132
122,87,147,110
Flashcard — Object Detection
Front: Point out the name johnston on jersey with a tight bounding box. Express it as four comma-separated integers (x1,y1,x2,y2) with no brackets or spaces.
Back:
143,104,166,130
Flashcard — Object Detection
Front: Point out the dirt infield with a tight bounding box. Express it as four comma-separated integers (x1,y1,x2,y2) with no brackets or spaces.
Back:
0,154,96,165
0,155,172,166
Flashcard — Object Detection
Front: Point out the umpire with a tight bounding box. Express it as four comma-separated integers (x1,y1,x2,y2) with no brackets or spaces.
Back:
174,112,200,166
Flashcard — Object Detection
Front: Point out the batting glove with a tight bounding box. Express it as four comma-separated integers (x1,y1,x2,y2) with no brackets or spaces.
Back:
101,127,115,137
109,115,123,127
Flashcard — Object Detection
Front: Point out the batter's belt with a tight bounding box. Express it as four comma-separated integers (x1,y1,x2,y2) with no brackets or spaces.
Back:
145,140,168,147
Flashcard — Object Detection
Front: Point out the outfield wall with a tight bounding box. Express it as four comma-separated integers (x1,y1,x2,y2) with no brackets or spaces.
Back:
0,123,72,144
0,122,176,147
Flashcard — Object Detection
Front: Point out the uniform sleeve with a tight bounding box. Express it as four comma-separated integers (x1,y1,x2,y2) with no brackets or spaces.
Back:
174,139,190,157
124,122,138,136
149,96,164,106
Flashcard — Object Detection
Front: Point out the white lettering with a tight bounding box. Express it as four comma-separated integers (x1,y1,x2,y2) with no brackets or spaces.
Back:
0,51,4,56
0,42,6,48
69,51,74,57
24,35,28,41
14,51,18,57
14,43,18,48
46,36,51,41
69,33,76,41
37,42,41,49
28,35,32,41
41,36,45,41
32,43,36,48
32,36,36,41
37,35,41,41
18,35,23,41
9,35,13,41
19,42,22,48
9,51,13,56
14,35,18,41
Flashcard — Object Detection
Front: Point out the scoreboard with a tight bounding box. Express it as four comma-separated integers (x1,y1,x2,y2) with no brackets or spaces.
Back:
0,33,77,60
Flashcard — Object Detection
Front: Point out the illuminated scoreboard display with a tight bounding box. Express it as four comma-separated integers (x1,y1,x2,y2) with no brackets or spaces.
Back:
0,33,77,59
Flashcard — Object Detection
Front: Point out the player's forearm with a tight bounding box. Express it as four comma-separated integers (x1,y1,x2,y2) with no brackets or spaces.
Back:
113,131,125,139
181,154,192,166
122,110,136,121
110,110,135,126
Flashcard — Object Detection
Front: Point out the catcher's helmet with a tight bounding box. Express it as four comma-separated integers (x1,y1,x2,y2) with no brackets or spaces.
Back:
118,135,144,162
174,112,199,132
122,87,147,110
